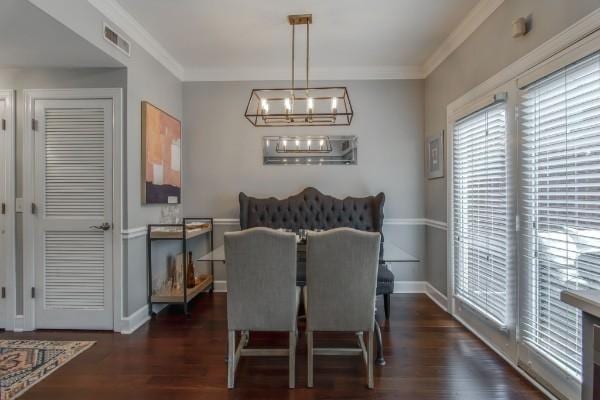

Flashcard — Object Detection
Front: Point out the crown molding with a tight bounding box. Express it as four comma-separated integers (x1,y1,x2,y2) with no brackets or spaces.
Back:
87,0,504,82
422,0,505,77
184,65,425,82
87,0,185,80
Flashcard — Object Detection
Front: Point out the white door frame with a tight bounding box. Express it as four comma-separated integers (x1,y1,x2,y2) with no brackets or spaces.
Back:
0,90,16,330
22,88,123,331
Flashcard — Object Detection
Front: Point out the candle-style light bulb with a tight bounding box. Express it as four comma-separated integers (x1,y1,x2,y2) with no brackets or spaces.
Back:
283,139,288,147
307,97,314,112
266,139,270,147
295,139,300,147
319,139,324,147
307,139,312,148
284,98,291,111
261,99,269,113
331,97,337,112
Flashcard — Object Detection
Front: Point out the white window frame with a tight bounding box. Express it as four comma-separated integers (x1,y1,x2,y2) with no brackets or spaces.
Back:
22,88,124,332
445,9,600,400
447,82,519,362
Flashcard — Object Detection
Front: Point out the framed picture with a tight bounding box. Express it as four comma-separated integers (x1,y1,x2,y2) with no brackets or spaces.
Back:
141,101,182,204
426,131,444,179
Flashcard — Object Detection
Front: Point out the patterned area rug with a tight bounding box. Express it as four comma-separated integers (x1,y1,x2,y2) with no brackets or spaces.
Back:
0,340,95,399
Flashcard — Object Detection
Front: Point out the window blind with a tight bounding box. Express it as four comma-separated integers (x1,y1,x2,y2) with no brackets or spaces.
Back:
453,101,509,325
520,51,600,378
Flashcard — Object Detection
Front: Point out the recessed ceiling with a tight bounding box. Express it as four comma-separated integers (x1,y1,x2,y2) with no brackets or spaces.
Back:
115,0,482,81
0,0,123,68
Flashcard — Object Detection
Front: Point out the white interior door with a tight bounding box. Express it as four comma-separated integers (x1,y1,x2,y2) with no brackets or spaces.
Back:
33,98,113,330
0,93,12,329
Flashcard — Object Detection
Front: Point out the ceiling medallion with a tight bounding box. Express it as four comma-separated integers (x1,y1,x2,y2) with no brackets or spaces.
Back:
245,14,353,127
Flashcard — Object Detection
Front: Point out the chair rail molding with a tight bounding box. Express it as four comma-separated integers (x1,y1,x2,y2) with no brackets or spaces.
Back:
121,226,147,240
122,218,448,238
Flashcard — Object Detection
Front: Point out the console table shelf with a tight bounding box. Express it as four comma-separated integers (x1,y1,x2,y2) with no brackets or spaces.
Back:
151,275,213,303
147,217,214,316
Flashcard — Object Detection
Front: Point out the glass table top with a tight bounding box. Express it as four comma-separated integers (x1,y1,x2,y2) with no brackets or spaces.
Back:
198,241,419,263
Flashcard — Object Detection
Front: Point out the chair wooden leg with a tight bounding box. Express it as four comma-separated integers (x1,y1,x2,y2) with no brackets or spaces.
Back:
367,330,374,389
383,293,391,320
227,330,236,389
289,331,296,389
307,331,314,388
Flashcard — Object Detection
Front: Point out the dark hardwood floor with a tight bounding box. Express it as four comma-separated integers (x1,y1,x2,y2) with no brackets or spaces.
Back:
2,294,546,399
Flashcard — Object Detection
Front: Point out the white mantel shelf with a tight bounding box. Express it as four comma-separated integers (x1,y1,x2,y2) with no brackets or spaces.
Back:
561,289,600,319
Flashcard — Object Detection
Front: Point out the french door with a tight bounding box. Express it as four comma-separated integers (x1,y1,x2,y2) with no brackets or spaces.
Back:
450,33,600,400
32,97,114,330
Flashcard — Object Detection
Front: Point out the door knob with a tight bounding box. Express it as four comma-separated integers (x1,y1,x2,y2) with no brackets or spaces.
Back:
90,222,111,231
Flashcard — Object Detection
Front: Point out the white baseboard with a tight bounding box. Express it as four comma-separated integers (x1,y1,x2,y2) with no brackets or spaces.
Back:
393,280,427,293
120,304,150,334
453,313,559,400
214,279,449,315
392,281,449,313
425,282,448,311
213,280,227,293
11,315,25,332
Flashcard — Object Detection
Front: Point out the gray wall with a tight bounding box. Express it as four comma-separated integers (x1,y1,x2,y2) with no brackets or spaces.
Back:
424,0,600,294
27,0,186,316
182,80,425,282
0,67,127,315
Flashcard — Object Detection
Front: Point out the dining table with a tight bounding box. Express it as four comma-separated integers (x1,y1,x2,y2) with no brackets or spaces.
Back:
198,237,419,366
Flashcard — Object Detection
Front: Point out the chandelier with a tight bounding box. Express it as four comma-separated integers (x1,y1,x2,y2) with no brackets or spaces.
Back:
245,14,353,127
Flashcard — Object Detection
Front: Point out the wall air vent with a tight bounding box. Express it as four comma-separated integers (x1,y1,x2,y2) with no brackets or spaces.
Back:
103,23,131,56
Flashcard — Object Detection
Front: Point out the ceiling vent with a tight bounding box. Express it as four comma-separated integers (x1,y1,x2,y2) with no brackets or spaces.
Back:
103,23,131,56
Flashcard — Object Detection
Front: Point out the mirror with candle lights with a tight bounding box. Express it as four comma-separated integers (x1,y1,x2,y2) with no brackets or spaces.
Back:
263,136,357,165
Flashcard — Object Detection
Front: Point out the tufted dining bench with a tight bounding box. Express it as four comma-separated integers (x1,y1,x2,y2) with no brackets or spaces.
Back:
238,187,394,320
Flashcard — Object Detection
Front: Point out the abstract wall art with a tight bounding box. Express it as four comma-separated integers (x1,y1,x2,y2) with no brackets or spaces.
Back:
141,101,182,204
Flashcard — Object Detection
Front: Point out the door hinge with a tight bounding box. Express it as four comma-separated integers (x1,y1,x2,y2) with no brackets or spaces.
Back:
1,287,5,299
31,203,37,214
31,287,35,298
1,203,5,215
1,118,5,131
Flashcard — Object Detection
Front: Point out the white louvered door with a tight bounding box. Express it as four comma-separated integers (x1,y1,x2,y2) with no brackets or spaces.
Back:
0,96,9,329
33,98,113,329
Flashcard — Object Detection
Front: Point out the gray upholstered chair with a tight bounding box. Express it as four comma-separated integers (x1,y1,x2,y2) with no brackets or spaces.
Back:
305,228,381,389
224,228,299,389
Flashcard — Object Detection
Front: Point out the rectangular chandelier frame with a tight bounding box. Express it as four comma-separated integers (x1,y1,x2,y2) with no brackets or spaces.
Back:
244,87,353,127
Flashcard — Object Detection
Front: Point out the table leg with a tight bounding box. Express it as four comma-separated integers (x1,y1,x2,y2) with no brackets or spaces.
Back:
374,320,385,366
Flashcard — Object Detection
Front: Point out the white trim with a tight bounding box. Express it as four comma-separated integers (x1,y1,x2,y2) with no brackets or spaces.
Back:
184,65,425,82
214,218,240,226
121,226,147,240
393,281,426,294
88,0,185,80
454,313,560,400
90,0,506,81
13,315,24,332
125,217,447,231
422,0,504,77
447,7,600,116
425,282,448,311
422,218,448,231
119,304,150,334
22,88,123,332
385,218,425,226
213,280,227,293
0,90,16,331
